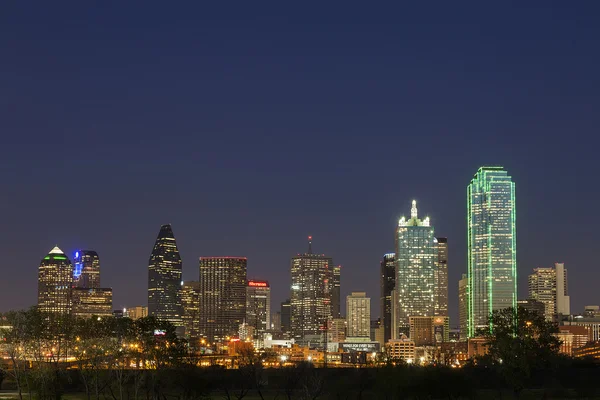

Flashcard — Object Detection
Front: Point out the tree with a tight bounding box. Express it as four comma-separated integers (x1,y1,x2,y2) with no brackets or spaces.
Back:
480,306,561,396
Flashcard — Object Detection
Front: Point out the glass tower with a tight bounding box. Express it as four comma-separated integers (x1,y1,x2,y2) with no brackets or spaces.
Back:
434,237,448,317
380,253,395,343
394,201,437,337
246,280,271,346
467,166,516,337
147,224,183,327
73,250,101,288
38,246,73,316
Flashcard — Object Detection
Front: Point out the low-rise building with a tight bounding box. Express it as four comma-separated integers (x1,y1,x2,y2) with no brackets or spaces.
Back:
387,337,416,362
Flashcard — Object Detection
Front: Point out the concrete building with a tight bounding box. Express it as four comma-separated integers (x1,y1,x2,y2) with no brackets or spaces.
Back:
124,306,148,320
71,288,113,319
528,263,570,320
458,273,468,341
346,292,370,338
328,318,346,343
387,336,416,362
380,253,396,343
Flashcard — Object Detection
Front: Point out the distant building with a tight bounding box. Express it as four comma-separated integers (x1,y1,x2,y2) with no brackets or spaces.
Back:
387,336,416,362
181,281,200,340
557,326,590,356
562,316,600,342
198,257,247,342
380,253,395,344
246,280,271,346
584,306,600,317
328,318,346,343
409,316,449,346
458,273,468,341
528,263,570,321
574,341,600,359
468,167,516,337
290,237,334,342
281,299,291,336
148,224,183,327
73,250,101,289
395,201,437,337
517,299,546,318
434,237,448,317
71,288,113,319
38,247,73,316
332,265,341,319
124,306,148,320
346,292,370,338
271,311,282,331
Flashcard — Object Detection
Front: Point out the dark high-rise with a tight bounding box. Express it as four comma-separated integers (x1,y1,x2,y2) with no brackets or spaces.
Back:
148,224,183,326
434,237,448,317
280,299,291,336
73,250,100,288
38,246,73,316
332,265,341,318
380,253,395,343
198,257,247,342
181,281,200,341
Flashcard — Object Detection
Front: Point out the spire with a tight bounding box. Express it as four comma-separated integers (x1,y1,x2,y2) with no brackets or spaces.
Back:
308,235,313,254
411,200,418,219
49,246,64,255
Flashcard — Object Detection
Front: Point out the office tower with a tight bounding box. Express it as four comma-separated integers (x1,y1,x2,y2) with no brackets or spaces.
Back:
528,263,570,320
181,281,200,340
198,257,247,342
434,238,448,317
458,273,468,341
73,250,100,289
246,280,271,345
409,316,449,346
271,311,281,331
38,247,73,316
280,299,291,335
394,200,437,336
148,224,183,326
346,292,370,338
328,318,346,343
332,265,341,318
290,237,334,342
517,299,545,318
124,306,148,320
71,288,113,318
380,253,396,343
467,166,516,336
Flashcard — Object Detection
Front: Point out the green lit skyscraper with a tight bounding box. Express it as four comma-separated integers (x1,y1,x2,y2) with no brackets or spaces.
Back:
467,166,516,337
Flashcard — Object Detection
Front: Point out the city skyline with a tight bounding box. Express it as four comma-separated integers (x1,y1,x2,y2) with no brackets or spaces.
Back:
2,3,600,324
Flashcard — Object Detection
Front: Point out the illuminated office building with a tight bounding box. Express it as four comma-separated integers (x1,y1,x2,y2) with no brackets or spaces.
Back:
458,274,468,341
290,237,334,342
380,253,395,343
73,250,100,289
528,263,570,321
198,257,247,342
434,237,448,317
332,265,341,318
38,246,73,316
124,306,148,320
181,281,200,340
467,166,516,336
346,292,370,338
394,201,437,337
71,288,113,318
148,224,183,326
246,280,271,345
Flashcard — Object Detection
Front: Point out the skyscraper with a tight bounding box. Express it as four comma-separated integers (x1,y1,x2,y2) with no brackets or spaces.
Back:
528,263,570,321
380,253,395,343
38,246,73,316
280,299,291,336
458,273,468,341
147,224,183,326
73,250,100,289
290,237,333,343
434,237,448,317
181,281,200,340
394,201,437,337
246,280,271,345
346,292,370,338
467,166,516,337
198,257,247,342
71,288,113,318
332,265,341,319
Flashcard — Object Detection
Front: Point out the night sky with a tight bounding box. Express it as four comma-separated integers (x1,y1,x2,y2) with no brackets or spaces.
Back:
2,3,599,324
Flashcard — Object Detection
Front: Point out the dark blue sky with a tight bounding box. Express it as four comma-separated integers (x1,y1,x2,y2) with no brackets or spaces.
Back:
1,3,598,323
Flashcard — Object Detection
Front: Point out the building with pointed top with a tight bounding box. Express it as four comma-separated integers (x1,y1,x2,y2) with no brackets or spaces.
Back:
467,166,516,336
290,237,334,344
394,201,437,338
38,246,73,316
148,224,183,326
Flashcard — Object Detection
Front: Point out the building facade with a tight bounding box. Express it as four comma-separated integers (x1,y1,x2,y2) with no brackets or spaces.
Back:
38,247,73,316
181,281,200,340
124,306,148,320
246,280,271,345
434,237,448,317
148,224,183,326
458,273,468,341
380,253,396,344
71,288,113,318
528,263,570,321
409,316,449,346
394,200,437,337
332,265,341,319
346,292,370,338
281,299,291,336
290,239,334,342
467,166,516,336
73,250,100,289
198,257,247,342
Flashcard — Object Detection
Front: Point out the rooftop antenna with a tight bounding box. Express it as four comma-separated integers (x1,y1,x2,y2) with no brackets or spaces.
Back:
308,235,313,254
411,200,418,219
